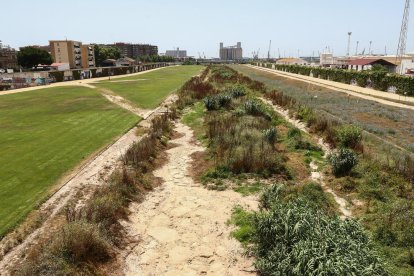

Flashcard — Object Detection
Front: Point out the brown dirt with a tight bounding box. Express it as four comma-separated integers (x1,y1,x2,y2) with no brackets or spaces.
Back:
120,122,257,275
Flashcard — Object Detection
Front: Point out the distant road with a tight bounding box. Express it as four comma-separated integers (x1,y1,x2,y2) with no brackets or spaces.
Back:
246,65,414,111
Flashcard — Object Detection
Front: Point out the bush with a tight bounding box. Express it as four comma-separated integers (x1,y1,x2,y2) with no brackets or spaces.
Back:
262,128,277,145
259,183,336,215
252,199,386,275
335,124,362,149
229,85,247,98
329,148,358,176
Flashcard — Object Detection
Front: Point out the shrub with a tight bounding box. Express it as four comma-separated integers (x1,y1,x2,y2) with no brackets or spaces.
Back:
229,85,247,98
262,128,277,145
252,199,386,275
296,105,315,125
329,148,358,176
335,124,362,149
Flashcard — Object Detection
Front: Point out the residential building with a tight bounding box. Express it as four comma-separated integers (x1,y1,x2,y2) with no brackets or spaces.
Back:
109,43,158,58
165,49,187,58
219,42,243,60
49,40,96,69
0,42,18,70
81,44,95,68
347,58,396,72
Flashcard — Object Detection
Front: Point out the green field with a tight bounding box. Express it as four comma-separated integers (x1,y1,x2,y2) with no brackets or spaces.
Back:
95,65,202,109
0,86,139,236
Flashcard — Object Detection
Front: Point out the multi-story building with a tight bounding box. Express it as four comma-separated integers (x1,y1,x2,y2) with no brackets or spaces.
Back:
0,42,18,70
49,40,95,69
219,42,243,60
81,44,95,68
111,43,158,59
165,49,187,58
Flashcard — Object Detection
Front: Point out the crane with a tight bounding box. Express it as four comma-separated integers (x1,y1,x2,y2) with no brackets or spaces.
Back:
396,0,411,74
267,40,272,60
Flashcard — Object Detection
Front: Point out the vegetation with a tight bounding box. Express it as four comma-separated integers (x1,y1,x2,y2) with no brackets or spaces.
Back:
0,86,138,237
93,44,121,67
232,64,414,274
259,63,414,96
329,148,358,176
16,113,172,275
95,65,202,109
17,47,52,68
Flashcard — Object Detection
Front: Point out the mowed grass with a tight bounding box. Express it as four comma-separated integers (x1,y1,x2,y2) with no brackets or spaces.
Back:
95,65,202,109
0,86,139,237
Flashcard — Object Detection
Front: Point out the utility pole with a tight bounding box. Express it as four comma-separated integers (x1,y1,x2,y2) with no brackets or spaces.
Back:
267,40,272,60
396,0,411,74
355,41,359,56
347,32,352,57
369,41,372,55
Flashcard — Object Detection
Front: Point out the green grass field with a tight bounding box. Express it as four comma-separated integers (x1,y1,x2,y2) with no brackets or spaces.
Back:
0,86,139,237
95,65,202,109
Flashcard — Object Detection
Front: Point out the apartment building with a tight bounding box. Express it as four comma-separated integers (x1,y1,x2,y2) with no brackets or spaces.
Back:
81,44,95,68
0,43,18,70
219,42,243,60
110,43,158,58
49,40,95,69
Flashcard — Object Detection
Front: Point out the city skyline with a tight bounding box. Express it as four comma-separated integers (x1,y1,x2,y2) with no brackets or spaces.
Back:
2,0,413,58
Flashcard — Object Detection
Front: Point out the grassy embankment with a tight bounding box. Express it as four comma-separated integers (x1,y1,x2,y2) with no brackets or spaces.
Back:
95,65,202,109
0,86,139,237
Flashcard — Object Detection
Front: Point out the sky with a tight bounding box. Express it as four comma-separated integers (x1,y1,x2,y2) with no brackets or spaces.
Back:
1,0,412,58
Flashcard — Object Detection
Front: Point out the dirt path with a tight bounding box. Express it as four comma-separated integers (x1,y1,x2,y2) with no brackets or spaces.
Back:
248,65,414,111
0,94,176,273
122,122,257,276
260,98,352,218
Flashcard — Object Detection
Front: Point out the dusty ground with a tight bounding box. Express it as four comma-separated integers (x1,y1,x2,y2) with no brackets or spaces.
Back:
122,122,257,276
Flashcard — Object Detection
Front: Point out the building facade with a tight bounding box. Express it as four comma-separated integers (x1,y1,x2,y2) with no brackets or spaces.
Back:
0,44,18,70
49,40,95,69
111,43,158,58
219,42,242,60
81,44,95,68
165,49,187,58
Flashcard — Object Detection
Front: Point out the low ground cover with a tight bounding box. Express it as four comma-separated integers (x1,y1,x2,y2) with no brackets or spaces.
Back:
231,65,414,274
0,86,139,237
231,65,414,154
95,65,202,109
176,65,388,274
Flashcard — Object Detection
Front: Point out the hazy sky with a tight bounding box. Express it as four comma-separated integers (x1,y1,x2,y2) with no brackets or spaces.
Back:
1,0,412,58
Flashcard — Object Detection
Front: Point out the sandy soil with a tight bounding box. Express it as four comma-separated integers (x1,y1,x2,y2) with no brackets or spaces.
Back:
248,65,414,110
260,98,352,218
0,93,177,273
122,122,257,276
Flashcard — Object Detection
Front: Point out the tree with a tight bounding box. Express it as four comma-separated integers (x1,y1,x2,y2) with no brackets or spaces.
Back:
17,47,52,68
93,45,121,67
371,64,388,72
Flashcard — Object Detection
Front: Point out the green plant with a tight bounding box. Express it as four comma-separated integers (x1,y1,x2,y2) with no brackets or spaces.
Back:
252,199,386,275
262,128,277,145
329,148,358,176
335,124,362,149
